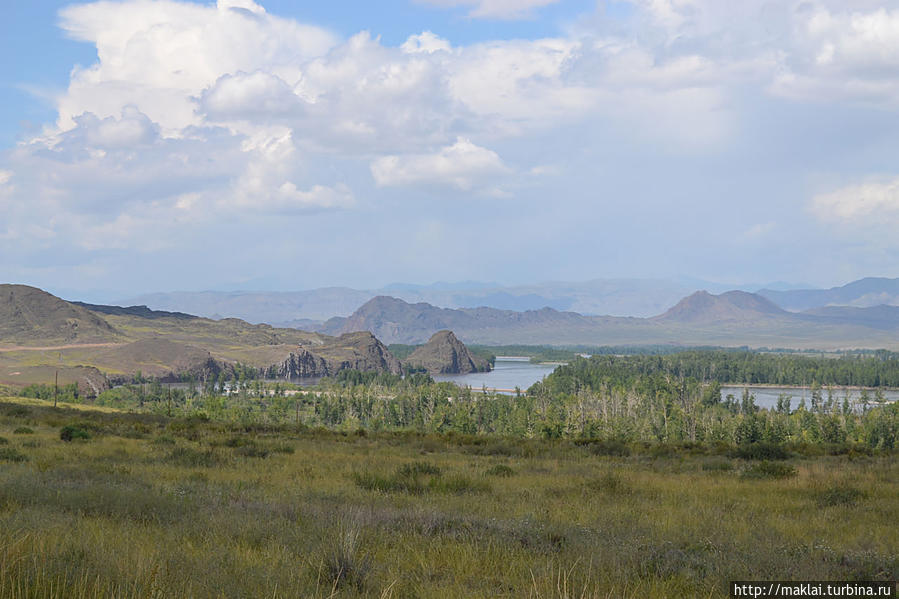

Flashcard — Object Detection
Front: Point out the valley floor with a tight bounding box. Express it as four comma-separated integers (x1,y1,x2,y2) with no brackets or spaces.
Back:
0,399,896,598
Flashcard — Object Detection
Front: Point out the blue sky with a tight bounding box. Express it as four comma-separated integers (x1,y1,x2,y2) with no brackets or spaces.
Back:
2,0,899,300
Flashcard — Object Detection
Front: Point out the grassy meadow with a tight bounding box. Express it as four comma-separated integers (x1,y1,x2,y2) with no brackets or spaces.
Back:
0,397,897,598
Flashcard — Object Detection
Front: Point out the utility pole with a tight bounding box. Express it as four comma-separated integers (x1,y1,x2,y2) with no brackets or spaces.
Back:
54,351,61,408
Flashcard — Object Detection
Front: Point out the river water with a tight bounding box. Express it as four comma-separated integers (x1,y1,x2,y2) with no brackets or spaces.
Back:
436,360,899,408
433,357,558,393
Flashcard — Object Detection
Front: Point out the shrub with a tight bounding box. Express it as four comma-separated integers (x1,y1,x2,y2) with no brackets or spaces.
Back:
815,485,866,508
730,442,791,461
397,461,441,477
1,405,30,418
13,427,34,435
59,425,91,442
485,464,515,477
0,437,8,445
166,446,222,467
575,439,631,457
741,461,797,479
269,442,295,454
324,526,371,591
352,461,487,495
352,471,415,494
700,457,735,472
586,472,629,494
0,447,28,462
235,445,270,458
152,435,176,445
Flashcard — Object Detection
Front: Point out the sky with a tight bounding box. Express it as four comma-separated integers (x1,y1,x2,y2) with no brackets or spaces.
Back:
2,0,899,301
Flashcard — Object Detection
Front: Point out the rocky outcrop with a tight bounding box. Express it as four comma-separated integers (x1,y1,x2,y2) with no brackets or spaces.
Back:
404,330,490,374
267,331,402,379
269,348,331,378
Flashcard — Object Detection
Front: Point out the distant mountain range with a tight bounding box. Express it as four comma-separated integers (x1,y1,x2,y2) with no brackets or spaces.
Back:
758,277,899,311
314,289,899,348
5,280,899,395
120,276,899,326
120,278,698,322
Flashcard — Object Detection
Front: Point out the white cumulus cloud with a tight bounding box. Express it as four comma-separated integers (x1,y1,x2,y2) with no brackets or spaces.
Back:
371,138,510,190
812,178,899,221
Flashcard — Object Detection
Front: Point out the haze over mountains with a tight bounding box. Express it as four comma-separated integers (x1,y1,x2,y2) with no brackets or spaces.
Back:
310,291,899,348
122,278,700,323
120,277,899,345
757,278,899,311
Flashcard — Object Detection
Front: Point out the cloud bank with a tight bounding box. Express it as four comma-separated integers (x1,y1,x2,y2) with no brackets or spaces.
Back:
5,0,899,291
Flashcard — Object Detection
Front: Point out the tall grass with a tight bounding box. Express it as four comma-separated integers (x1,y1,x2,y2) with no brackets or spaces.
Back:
0,397,896,597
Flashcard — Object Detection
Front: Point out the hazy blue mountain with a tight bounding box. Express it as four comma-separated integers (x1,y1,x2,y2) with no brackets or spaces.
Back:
759,277,899,311
315,292,899,349
120,278,696,323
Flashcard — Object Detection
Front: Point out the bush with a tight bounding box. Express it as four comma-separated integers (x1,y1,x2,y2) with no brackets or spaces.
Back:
324,526,371,591
575,439,631,457
352,471,418,494
815,485,866,507
485,464,515,477
429,475,490,495
586,472,629,494
270,442,295,454
730,442,791,461
352,461,487,495
741,461,797,479
397,461,441,477
0,447,28,462
234,445,270,459
700,457,735,472
13,427,34,435
0,437,8,445
166,446,222,467
59,425,91,442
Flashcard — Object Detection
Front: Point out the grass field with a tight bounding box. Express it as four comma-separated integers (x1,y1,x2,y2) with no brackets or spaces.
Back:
0,397,896,598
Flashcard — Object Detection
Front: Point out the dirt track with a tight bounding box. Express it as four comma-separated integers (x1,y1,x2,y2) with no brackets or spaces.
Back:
0,342,124,353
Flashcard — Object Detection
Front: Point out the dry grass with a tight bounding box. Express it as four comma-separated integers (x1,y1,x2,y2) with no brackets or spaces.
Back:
0,397,896,598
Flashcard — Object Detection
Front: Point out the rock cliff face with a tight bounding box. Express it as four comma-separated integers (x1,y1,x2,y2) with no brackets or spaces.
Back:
268,331,402,379
405,330,490,374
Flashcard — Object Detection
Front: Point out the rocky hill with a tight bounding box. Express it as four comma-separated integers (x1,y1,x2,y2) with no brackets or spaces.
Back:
0,284,118,345
72,302,197,320
266,331,402,379
405,330,491,374
652,290,788,324
320,296,595,344
0,285,406,391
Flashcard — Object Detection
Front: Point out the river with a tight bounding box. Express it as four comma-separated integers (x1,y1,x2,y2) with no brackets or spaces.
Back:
433,357,559,393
